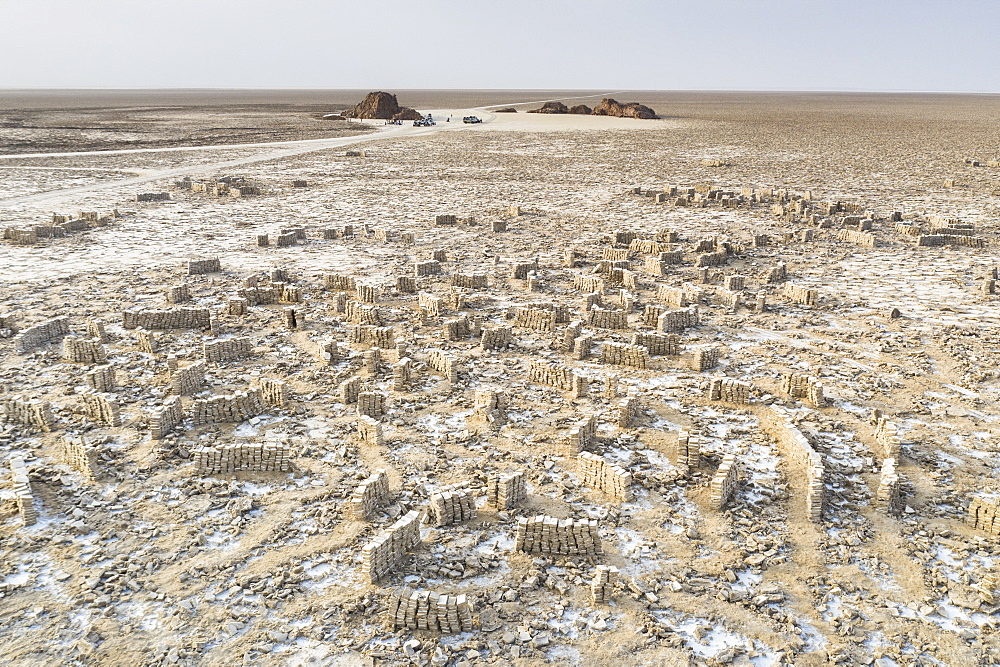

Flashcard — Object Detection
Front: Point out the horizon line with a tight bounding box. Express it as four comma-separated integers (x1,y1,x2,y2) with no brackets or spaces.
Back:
1,87,999,96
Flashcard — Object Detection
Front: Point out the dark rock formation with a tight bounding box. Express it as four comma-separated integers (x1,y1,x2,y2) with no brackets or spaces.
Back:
526,101,570,114
391,108,424,121
525,99,656,118
591,98,657,119
343,92,421,120
494,108,518,113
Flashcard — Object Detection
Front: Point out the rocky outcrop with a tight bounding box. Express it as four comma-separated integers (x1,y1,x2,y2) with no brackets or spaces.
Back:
343,92,421,120
391,108,423,121
494,107,518,113
591,98,657,119
526,98,656,118
527,101,569,114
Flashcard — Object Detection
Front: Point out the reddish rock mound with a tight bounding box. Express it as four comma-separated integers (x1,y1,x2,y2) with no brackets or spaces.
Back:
525,98,657,118
526,101,570,114
591,98,657,119
343,91,421,120
391,108,423,121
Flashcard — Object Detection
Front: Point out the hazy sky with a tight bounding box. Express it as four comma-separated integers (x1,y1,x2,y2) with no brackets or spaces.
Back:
2,0,999,92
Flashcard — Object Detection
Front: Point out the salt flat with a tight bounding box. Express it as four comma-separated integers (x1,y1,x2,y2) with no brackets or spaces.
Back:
1,91,1000,666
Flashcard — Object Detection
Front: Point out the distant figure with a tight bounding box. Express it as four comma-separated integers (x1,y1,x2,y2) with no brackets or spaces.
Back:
447,116,450,122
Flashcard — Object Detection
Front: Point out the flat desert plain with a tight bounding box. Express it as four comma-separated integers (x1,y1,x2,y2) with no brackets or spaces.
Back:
2,90,1000,667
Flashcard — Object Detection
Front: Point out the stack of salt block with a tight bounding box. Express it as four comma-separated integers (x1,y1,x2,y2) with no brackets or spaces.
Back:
563,414,597,455
707,377,752,404
473,389,507,426
187,257,220,274
427,489,476,526
226,296,250,316
348,469,390,520
874,417,902,459
695,250,727,267
587,306,628,329
339,376,361,404
486,471,526,509
123,307,210,330
591,565,619,603
875,458,902,514
418,292,443,316
392,357,412,391
600,342,648,369
723,274,746,290
632,332,680,356
570,335,593,360
10,457,36,524
656,285,690,308
415,260,441,277
259,378,288,406
767,409,825,523
63,336,107,364
615,396,638,427
361,510,422,583
356,415,383,446
578,452,632,501
80,392,121,427
515,515,602,556
356,283,379,303
782,373,825,406
452,273,487,288
324,274,356,291
189,389,264,425
203,337,253,363
171,361,206,395
968,496,1000,535
783,284,818,306
390,589,474,633
442,317,471,340
315,337,341,364
357,392,386,418
480,325,511,351
2,396,55,431
348,325,396,348
527,359,577,390
837,229,876,247
150,397,183,440
683,347,719,371
574,274,605,294
13,316,69,353
709,453,741,509
395,275,416,293
668,430,699,470
426,349,459,384
511,259,538,280
165,283,190,304
513,307,555,331
193,441,290,474
975,570,1000,605
136,329,158,354
59,435,98,481
562,320,585,351
85,365,116,392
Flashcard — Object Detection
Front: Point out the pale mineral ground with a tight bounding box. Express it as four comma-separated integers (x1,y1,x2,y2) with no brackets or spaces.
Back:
2,90,1000,667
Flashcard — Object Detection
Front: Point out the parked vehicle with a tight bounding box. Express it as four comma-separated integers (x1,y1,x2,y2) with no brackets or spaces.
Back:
463,116,482,124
